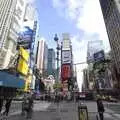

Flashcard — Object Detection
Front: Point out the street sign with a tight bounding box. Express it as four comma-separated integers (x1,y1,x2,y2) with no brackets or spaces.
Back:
93,50,105,62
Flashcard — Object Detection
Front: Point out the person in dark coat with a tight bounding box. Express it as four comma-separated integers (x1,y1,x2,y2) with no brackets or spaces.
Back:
4,99,12,116
97,98,105,120
22,92,34,119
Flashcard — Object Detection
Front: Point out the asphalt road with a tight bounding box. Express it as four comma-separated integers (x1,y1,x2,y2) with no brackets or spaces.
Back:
4,101,120,120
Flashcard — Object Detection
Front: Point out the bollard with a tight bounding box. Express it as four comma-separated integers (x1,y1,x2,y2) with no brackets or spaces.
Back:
78,103,89,120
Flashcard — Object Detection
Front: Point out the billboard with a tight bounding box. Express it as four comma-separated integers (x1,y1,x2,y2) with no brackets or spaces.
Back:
93,50,105,62
17,57,29,76
19,47,29,61
18,26,33,49
62,50,71,64
61,64,71,80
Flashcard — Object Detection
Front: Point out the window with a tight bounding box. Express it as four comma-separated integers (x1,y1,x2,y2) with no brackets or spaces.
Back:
0,50,6,67
12,42,17,54
4,39,10,49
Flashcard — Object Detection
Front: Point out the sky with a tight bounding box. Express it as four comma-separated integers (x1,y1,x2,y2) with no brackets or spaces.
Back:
30,0,110,91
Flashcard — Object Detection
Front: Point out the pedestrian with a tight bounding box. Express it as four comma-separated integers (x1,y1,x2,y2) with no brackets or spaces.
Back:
22,92,33,119
1,98,12,117
0,98,4,114
97,98,105,120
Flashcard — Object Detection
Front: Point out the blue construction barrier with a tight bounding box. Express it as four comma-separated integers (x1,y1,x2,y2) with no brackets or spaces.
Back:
0,71,25,89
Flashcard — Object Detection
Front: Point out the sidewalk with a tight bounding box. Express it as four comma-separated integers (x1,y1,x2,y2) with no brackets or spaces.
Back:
6,101,120,120
86,101,120,120
8,101,78,120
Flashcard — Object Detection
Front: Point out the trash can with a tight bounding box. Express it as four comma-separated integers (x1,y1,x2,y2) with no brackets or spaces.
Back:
78,103,89,120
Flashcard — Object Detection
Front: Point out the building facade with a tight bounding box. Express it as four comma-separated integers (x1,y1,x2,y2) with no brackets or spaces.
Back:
62,33,71,51
61,33,74,92
82,69,89,91
36,40,48,74
0,0,26,69
47,49,55,76
43,75,55,93
99,0,120,74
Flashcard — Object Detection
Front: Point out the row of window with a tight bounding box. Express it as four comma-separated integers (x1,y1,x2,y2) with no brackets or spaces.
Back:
100,0,120,71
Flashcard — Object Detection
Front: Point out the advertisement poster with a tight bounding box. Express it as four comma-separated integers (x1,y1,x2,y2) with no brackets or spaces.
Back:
62,50,71,64
61,64,71,80
18,26,33,49
93,50,105,62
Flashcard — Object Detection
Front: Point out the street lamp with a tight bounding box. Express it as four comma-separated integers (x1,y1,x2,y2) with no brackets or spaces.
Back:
54,34,61,83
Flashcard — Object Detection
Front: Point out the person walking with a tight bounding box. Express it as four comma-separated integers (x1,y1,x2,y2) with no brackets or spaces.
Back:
97,98,105,120
3,98,12,116
22,92,34,119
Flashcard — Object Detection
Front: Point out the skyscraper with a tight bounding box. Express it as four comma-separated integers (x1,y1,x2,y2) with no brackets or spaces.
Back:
62,33,71,51
61,33,74,91
47,49,55,76
36,40,48,74
99,0,120,73
0,0,26,69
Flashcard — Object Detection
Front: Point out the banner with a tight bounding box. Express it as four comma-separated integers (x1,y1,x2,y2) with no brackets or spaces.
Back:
18,26,33,49
19,47,29,61
61,64,71,80
24,74,33,92
17,57,29,76
62,50,72,64
94,50,105,62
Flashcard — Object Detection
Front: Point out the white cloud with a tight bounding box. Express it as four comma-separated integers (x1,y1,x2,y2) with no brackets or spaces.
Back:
52,0,110,52
52,0,110,90
71,35,87,63
28,0,36,3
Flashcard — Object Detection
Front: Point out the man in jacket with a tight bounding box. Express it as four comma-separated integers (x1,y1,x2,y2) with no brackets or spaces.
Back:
22,92,34,119
97,98,105,120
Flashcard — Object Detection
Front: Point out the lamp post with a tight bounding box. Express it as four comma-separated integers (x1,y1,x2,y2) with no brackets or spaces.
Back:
54,34,61,83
